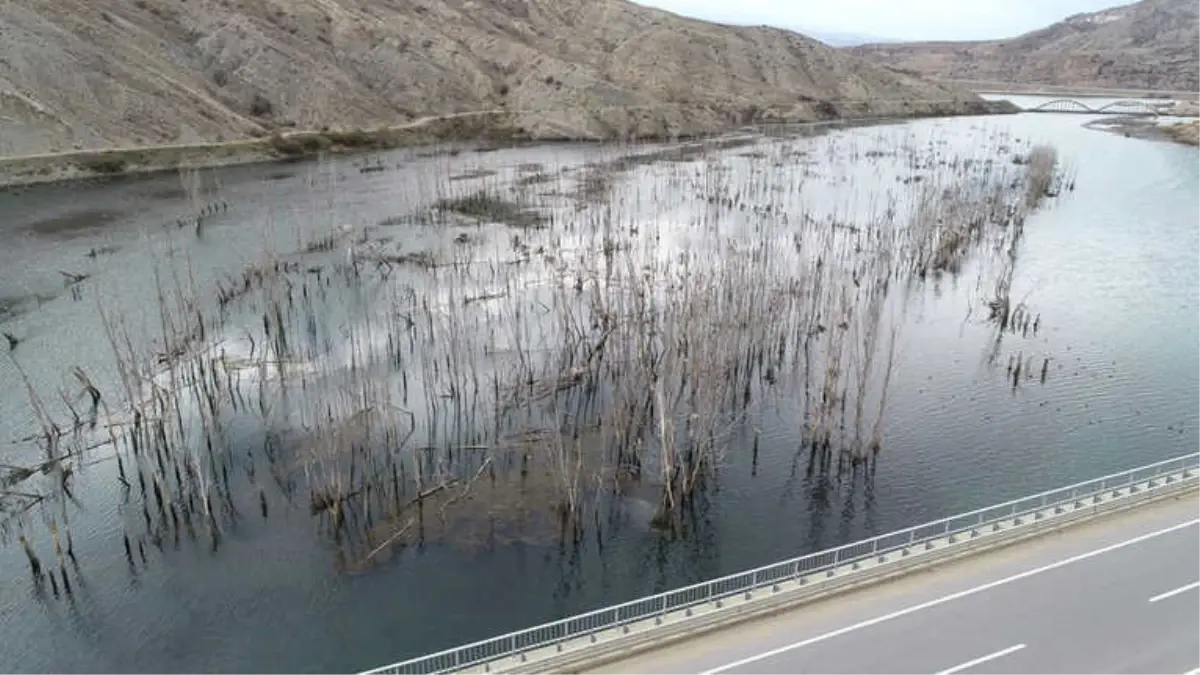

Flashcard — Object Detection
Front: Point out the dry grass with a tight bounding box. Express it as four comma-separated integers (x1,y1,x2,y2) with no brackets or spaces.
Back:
5,124,1075,573
1166,121,1199,145
434,191,546,228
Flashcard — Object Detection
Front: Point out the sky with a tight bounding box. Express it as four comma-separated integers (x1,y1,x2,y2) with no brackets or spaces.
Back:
631,0,1135,42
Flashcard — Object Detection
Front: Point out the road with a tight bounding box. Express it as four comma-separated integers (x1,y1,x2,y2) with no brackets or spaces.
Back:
595,494,1200,675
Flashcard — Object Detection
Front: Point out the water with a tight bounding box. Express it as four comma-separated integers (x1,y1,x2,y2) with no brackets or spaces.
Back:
0,109,1196,673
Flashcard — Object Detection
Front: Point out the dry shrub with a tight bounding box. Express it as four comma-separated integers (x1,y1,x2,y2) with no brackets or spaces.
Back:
1023,144,1058,209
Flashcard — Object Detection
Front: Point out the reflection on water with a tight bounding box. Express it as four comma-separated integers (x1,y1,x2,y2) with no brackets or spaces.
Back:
0,112,1196,673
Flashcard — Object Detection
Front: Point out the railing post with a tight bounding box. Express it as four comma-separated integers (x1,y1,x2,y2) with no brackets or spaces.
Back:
661,594,667,615
870,538,877,554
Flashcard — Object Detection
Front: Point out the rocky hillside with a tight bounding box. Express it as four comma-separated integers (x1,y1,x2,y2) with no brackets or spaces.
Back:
849,0,1199,92
0,0,1000,157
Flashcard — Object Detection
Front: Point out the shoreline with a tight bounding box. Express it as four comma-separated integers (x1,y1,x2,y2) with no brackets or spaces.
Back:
0,110,522,190
1165,120,1200,145
0,100,1016,190
1084,115,1200,146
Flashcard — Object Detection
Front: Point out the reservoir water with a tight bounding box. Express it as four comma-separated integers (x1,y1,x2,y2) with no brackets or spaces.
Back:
0,104,1196,673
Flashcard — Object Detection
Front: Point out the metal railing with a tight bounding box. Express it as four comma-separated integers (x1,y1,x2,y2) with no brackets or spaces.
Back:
366,452,1200,674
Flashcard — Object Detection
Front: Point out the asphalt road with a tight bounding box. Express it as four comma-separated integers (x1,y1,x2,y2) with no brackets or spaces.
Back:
596,494,1200,675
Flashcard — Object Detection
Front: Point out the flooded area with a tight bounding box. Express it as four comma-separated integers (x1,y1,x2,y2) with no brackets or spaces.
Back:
0,107,1197,673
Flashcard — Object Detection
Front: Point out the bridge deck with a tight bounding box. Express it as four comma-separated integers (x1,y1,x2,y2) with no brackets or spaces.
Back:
595,496,1199,675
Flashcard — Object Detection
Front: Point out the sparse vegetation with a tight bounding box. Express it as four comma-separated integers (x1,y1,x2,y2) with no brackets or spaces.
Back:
434,191,546,228
266,128,409,156
75,156,128,174
250,93,275,117
269,132,330,156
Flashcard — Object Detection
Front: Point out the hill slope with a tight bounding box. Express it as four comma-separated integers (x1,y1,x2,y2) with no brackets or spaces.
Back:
848,0,1199,92
0,0,999,157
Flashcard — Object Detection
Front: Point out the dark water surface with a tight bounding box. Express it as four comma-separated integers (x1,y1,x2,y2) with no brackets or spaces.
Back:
0,110,1196,673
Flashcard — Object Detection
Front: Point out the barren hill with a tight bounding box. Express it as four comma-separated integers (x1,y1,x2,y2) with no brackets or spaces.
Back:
0,0,1001,157
849,0,1199,92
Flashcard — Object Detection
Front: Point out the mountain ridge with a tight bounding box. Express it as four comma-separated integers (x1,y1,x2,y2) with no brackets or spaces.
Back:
848,0,1199,92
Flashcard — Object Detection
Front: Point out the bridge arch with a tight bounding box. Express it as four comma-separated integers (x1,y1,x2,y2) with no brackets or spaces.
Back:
1028,98,1162,116
1030,99,1096,113
1095,99,1161,115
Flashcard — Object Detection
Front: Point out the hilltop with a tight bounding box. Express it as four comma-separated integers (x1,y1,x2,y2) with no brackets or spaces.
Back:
849,0,1199,92
0,0,1003,161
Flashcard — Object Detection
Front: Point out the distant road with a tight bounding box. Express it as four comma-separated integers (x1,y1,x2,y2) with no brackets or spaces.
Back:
933,78,1200,102
597,495,1200,675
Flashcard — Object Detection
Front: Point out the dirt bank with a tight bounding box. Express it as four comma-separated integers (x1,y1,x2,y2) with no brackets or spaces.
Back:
1165,121,1200,145
0,100,1016,189
1084,115,1200,147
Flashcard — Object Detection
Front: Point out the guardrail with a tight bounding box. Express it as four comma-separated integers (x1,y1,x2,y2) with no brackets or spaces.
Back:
365,452,1200,675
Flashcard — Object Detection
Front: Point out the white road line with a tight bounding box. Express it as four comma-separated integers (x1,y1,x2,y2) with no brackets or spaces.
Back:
701,518,1199,675
936,644,1027,675
1149,581,1200,603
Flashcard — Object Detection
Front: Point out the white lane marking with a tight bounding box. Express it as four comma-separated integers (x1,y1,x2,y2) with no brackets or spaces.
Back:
1181,669,1199,675
936,644,1027,675
1149,581,1200,603
701,518,1199,674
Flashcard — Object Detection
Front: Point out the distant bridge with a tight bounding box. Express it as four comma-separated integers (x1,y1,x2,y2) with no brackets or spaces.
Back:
1027,98,1169,116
